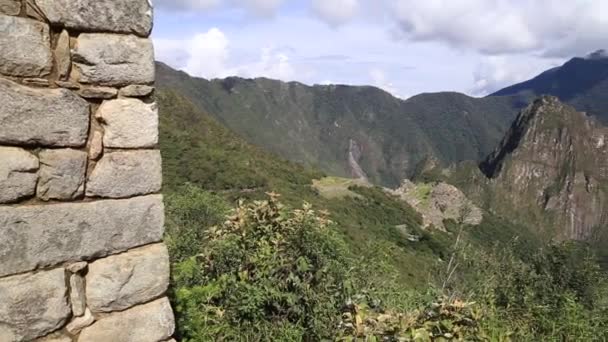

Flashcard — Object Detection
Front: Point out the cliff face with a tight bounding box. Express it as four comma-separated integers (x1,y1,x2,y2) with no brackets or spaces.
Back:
481,96,608,240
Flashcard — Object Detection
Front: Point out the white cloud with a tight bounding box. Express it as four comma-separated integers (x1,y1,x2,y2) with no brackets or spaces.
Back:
471,55,560,95
153,0,221,11
155,28,300,82
369,67,401,98
311,0,359,27
392,0,608,57
237,0,283,17
184,28,232,79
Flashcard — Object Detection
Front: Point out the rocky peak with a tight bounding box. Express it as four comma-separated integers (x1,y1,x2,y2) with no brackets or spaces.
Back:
480,97,608,240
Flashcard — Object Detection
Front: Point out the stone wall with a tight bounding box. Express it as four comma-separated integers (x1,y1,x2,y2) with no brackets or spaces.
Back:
0,1,175,341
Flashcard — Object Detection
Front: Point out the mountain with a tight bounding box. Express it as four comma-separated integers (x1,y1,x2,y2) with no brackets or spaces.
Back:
157,62,519,186
491,50,608,124
432,97,608,242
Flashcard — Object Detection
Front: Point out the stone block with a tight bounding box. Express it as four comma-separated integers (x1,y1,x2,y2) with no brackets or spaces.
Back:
78,86,118,99
0,269,71,342
35,0,153,37
0,15,52,77
79,298,174,342
119,85,154,97
73,34,154,86
37,149,87,201
87,150,162,198
0,147,38,203
0,195,165,277
0,78,90,147
54,30,71,81
65,308,94,334
69,273,86,317
96,98,158,148
0,0,20,16
89,131,103,160
87,244,170,313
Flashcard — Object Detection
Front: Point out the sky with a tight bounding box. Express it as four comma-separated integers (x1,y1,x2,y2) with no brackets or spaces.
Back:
152,0,608,99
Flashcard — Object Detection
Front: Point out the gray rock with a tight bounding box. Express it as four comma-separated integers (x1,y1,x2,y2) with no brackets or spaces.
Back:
0,78,90,147
35,0,153,37
0,195,165,277
66,261,87,274
79,297,174,342
0,0,20,16
87,244,170,313
119,85,154,97
34,333,72,342
73,34,154,86
65,308,94,334
0,15,52,77
78,86,117,99
89,131,103,160
69,273,86,317
87,150,162,198
96,99,158,148
37,149,88,201
23,78,50,87
0,147,38,203
54,30,71,81
0,269,71,342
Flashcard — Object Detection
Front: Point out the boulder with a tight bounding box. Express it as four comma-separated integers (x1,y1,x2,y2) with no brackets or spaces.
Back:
0,195,165,277
73,34,154,86
87,244,170,313
0,15,52,77
0,147,38,203
37,149,88,201
0,269,71,342
35,0,153,37
87,150,162,198
0,78,90,147
78,298,175,342
96,98,158,148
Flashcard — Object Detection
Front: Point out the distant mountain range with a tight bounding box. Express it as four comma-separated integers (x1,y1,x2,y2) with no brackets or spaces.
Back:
156,50,608,186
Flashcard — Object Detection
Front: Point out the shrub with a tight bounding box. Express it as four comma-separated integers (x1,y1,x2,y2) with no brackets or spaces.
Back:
172,193,354,341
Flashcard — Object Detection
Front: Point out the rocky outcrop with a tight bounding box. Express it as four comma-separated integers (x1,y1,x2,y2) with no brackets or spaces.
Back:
480,96,608,240
0,1,173,341
390,180,483,231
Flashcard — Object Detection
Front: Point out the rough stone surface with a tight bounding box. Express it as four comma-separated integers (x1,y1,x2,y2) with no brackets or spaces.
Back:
0,0,20,15
79,298,174,342
54,30,71,80
69,273,86,317
119,85,154,97
66,308,94,334
73,34,154,86
0,269,71,342
23,78,50,87
0,78,90,147
0,15,52,77
97,99,158,148
0,195,165,277
35,0,153,37
67,261,87,274
34,333,72,342
37,149,88,201
78,86,118,99
0,147,38,203
87,150,162,198
89,131,103,160
87,244,170,313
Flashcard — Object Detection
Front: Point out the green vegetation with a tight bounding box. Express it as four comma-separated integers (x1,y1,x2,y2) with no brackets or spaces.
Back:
159,89,608,341
157,62,520,186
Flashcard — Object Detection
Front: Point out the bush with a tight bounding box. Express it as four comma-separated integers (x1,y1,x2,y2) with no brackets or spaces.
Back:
171,193,354,341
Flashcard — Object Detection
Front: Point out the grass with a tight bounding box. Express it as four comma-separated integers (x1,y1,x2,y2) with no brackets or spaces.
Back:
311,176,370,199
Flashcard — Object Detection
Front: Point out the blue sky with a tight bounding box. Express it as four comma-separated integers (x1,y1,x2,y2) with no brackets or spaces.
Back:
152,0,607,99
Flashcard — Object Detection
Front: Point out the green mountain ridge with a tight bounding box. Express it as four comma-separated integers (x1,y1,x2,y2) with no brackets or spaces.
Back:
156,62,519,186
